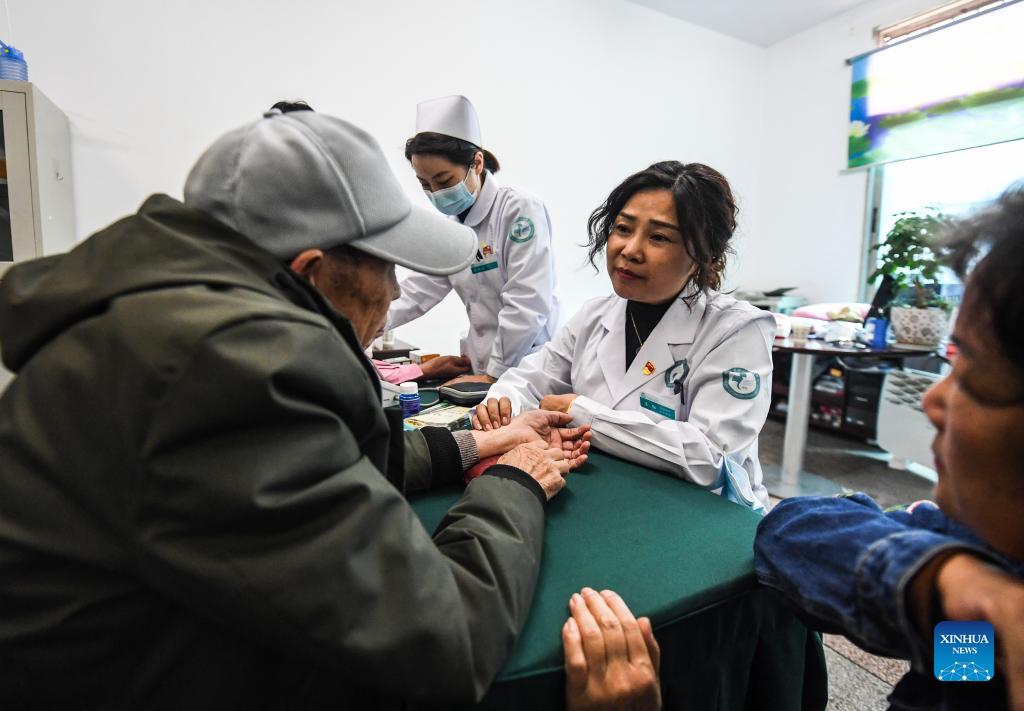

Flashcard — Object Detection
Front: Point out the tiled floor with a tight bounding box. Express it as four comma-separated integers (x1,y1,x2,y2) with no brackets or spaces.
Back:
759,419,935,509
824,635,909,687
821,647,897,711
824,635,910,709
757,419,929,708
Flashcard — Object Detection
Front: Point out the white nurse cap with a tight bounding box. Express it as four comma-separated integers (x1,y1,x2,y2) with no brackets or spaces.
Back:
415,94,482,147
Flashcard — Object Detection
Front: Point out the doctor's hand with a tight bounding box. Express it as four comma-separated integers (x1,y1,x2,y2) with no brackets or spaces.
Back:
472,396,513,430
419,355,471,380
497,442,572,500
563,588,661,711
540,393,579,414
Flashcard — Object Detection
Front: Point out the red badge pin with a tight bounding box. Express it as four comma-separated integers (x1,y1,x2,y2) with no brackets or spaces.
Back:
642,361,656,376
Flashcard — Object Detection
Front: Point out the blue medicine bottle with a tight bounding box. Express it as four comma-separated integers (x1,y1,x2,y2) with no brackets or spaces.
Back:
399,382,420,417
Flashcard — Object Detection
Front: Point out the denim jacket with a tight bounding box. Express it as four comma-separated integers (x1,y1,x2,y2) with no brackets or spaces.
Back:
753,493,1024,710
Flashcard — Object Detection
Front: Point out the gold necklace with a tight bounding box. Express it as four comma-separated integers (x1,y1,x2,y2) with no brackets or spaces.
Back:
629,310,645,354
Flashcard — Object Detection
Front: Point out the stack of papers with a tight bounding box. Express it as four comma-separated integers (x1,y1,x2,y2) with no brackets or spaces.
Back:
403,403,473,431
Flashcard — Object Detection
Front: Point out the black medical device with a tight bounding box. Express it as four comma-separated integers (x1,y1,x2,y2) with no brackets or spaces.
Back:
438,381,491,406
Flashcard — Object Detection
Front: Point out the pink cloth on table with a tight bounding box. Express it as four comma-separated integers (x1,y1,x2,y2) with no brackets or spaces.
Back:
790,302,870,322
373,359,424,385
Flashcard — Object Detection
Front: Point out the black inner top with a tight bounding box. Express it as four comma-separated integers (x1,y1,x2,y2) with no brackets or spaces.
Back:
625,299,674,369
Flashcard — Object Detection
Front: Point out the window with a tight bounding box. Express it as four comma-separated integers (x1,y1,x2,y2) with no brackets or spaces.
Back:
861,138,1024,300
858,1,1024,300
848,1,1024,169
876,0,1010,44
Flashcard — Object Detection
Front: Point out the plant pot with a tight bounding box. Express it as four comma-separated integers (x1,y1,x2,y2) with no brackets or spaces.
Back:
890,306,948,347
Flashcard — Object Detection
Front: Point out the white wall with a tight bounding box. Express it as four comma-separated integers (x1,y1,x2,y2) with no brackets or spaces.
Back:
8,0,764,355
748,0,947,304
10,0,953,353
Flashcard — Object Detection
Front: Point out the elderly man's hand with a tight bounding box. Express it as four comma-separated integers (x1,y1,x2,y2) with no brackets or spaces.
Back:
514,410,591,463
503,410,591,470
471,411,591,471
496,442,572,500
563,588,661,711
934,554,1024,711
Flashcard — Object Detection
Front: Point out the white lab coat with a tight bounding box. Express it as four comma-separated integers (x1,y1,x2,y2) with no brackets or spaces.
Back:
487,290,776,512
387,172,558,377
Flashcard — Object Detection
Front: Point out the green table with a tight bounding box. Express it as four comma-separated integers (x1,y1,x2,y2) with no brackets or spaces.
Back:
410,451,827,711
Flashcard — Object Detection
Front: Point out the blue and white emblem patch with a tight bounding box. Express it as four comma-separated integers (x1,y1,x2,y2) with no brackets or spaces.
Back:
722,368,760,399
508,217,535,243
665,359,689,395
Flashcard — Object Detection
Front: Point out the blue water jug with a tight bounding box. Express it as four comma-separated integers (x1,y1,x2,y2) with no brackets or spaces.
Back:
0,41,28,81
865,317,890,348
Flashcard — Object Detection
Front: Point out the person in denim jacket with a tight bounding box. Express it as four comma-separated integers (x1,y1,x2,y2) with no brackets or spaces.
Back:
754,186,1024,711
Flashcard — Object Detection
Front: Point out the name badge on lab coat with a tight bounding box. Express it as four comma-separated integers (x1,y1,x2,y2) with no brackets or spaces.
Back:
639,392,676,420
471,260,498,275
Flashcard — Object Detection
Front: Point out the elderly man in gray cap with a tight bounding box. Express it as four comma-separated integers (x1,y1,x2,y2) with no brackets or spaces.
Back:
0,109,590,708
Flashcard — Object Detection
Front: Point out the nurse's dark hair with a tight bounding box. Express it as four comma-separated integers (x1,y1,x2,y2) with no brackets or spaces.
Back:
942,183,1024,373
405,132,500,173
586,161,737,303
268,99,315,113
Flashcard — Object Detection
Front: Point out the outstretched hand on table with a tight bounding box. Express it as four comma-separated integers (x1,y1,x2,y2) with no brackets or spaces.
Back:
562,588,661,711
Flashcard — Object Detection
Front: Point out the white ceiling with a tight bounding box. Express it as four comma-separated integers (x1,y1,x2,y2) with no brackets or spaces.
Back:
628,0,881,46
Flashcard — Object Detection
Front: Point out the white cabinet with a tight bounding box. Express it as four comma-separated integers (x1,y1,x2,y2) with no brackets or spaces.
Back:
0,81,76,392
0,81,76,270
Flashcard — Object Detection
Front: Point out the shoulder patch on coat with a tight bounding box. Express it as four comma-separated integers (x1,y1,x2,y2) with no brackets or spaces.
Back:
722,367,760,399
508,216,535,243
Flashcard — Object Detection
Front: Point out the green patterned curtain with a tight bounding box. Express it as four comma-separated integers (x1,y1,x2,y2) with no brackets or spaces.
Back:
848,1,1024,169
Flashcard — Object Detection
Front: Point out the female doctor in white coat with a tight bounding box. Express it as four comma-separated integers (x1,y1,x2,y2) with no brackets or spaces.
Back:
386,95,559,383
475,161,775,511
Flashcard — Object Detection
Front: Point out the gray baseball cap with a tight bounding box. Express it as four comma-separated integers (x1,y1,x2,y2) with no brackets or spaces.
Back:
184,111,476,275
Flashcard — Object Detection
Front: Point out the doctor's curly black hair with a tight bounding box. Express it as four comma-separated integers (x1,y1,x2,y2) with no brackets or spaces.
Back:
586,161,737,305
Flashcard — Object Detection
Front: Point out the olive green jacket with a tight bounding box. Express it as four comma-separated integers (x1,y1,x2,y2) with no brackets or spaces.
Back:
0,196,545,709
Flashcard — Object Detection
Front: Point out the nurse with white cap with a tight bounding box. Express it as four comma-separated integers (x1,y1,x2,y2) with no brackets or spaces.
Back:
386,95,559,383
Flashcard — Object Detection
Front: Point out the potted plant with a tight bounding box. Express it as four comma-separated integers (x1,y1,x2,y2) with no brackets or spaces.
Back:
868,208,953,347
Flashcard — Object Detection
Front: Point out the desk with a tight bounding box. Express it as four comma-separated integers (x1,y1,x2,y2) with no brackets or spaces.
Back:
764,338,923,498
410,451,827,710
372,337,417,361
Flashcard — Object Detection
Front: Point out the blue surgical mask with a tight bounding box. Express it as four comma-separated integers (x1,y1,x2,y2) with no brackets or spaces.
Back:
425,169,477,216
